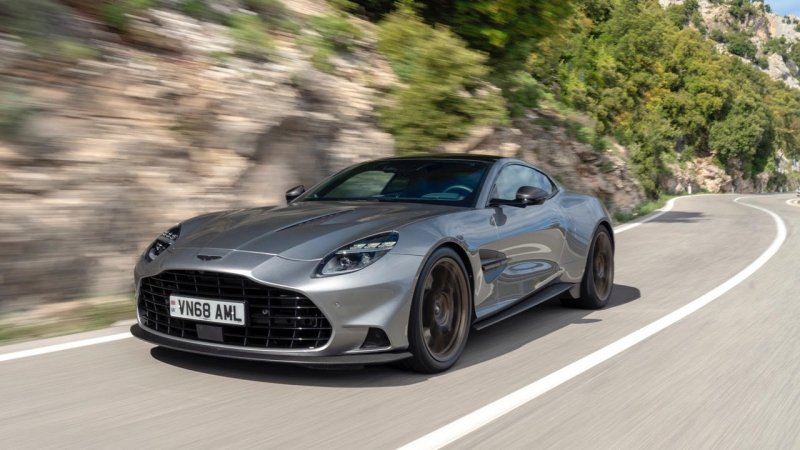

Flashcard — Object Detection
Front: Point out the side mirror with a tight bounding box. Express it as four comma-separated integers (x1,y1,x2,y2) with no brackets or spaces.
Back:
285,185,305,204
488,186,549,208
516,186,549,206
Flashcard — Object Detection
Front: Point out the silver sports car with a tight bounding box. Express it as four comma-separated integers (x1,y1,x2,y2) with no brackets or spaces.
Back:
132,155,614,373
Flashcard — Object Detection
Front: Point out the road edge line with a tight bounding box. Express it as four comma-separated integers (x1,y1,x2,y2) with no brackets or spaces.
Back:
0,332,132,362
397,196,786,450
613,197,677,234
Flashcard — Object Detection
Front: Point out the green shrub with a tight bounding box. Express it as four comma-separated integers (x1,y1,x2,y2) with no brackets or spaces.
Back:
244,0,289,17
310,44,336,72
180,0,219,21
99,0,157,32
763,37,789,57
309,15,363,51
207,50,229,65
1,0,99,61
725,31,757,61
497,71,543,117
228,13,275,60
709,28,727,43
791,43,800,66
0,92,34,138
592,133,609,153
565,122,591,144
666,0,700,27
242,0,301,33
55,40,99,62
100,3,127,31
302,14,362,73
327,0,359,12
377,5,506,154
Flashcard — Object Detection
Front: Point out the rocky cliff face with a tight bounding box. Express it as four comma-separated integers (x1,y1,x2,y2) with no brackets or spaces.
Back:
0,1,644,312
660,0,800,89
654,0,800,194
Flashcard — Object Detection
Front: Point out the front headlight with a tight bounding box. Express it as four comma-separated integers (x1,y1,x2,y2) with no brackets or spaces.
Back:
144,224,181,262
317,232,398,276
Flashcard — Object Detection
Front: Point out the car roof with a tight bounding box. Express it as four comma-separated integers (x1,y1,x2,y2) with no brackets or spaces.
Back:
376,153,506,163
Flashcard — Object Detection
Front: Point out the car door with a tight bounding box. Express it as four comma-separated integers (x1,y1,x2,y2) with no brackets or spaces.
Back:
477,164,567,317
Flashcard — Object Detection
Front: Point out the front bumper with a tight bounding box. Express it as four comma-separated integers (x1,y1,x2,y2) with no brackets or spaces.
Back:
131,324,412,365
134,250,426,358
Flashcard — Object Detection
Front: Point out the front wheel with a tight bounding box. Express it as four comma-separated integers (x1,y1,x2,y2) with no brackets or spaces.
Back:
564,227,614,309
401,248,471,373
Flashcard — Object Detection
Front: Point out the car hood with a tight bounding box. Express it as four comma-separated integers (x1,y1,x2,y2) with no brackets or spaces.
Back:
174,201,458,260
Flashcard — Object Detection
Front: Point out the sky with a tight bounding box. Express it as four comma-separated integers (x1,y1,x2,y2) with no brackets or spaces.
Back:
767,0,800,17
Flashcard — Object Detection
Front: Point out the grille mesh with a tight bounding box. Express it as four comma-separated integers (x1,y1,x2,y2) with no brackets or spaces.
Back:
138,270,332,349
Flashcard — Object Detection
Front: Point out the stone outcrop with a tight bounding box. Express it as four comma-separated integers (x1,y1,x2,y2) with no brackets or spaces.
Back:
768,53,800,89
666,158,733,194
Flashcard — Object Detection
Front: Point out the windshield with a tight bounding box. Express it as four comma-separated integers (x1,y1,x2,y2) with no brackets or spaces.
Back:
301,159,491,207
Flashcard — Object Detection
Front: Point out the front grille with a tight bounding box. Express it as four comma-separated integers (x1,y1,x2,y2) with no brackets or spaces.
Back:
138,270,332,349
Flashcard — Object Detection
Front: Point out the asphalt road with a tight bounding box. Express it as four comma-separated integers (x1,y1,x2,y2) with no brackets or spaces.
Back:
2,194,799,449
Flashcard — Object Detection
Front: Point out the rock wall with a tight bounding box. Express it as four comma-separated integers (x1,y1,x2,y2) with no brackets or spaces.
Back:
0,7,395,311
0,2,646,312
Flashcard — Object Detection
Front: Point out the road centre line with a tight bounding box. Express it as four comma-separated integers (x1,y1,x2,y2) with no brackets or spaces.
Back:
398,197,787,450
0,194,748,364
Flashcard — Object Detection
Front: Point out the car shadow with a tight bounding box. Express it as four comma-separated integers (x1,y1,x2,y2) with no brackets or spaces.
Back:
149,283,641,385
648,211,705,224
455,284,640,370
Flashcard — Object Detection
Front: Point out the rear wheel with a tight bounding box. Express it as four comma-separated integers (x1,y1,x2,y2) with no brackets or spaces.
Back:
401,248,471,373
564,227,614,309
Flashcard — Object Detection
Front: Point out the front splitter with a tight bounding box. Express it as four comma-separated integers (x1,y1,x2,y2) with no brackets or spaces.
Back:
131,324,412,366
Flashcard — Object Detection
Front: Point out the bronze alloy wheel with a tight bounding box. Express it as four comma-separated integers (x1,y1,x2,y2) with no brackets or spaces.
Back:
592,230,614,301
564,227,615,310
421,258,469,361
403,248,471,373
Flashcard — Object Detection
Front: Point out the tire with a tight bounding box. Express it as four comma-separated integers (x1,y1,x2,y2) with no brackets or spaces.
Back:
563,227,614,309
400,247,471,373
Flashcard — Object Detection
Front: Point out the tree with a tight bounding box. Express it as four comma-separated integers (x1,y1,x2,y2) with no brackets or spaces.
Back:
725,31,757,61
431,0,575,68
377,4,506,154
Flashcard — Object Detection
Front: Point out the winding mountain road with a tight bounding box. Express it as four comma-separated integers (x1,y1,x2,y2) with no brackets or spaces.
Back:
2,194,799,449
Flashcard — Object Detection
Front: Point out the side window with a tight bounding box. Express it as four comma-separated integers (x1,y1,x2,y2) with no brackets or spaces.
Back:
492,165,553,201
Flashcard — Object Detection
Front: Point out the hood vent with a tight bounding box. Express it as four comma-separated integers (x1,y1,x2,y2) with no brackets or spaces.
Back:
274,209,354,233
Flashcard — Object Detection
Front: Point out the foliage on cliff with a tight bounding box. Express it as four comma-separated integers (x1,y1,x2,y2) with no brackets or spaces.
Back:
346,0,800,196
529,0,800,196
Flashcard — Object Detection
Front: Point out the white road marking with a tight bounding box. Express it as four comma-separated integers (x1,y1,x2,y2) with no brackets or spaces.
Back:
398,197,787,450
112,319,138,327
613,197,677,234
786,198,800,207
0,332,132,362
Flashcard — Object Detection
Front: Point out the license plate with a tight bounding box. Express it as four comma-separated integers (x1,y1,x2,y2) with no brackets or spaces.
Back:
169,295,246,326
